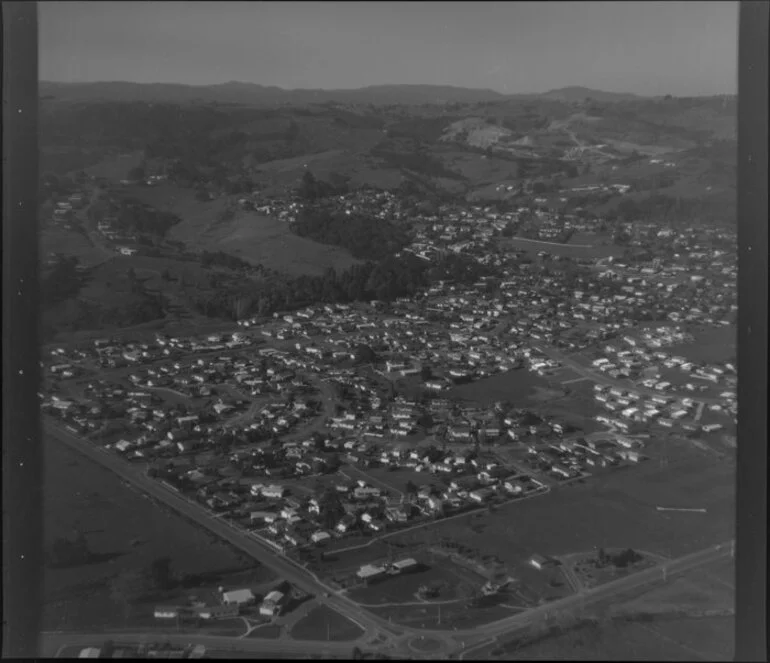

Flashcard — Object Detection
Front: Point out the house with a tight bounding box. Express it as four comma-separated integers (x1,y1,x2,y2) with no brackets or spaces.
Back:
262,485,286,499
385,506,409,523
388,558,419,575
468,487,495,503
503,480,524,495
336,513,357,533
529,553,553,570
154,605,180,619
311,530,331,545
78,648,102,658
356,564,387,583
353,486,381,500
259,590,288,617
222,588,255,606
196,604,240,620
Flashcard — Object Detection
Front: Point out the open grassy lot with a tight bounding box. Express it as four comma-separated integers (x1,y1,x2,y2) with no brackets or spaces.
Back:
369,600,517,631
245,624,283,639
478,614,734,661
84,151,144,181
43,435,272,631
117,183,359,276
289,605,365,642
667,325,736,364
347,559,482,605
213,213,360,277
447,369,551,406
385,446,732,583
617,561,734,616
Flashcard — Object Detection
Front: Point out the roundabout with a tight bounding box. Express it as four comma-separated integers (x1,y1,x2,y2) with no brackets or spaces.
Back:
407,635,445,654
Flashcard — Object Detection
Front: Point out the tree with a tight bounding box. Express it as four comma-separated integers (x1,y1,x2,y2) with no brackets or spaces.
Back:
148,556,175,591
299,170,319,201
354,344,377,365
596,547,609,567
127,165,146,182
405,481,418,501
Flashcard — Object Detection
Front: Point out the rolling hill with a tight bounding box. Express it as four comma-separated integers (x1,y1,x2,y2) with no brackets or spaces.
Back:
40,81,507,107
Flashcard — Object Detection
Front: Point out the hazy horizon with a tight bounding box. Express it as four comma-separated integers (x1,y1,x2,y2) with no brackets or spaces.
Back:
40,1,738,97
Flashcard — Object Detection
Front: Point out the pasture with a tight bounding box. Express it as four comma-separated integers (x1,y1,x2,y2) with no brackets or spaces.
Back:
109,183,362,276
212,214,360,277
40,227,110,268
369,600,516,631
43,435,270,631
386,444,733,578
84,151,144,181
482,614,733,661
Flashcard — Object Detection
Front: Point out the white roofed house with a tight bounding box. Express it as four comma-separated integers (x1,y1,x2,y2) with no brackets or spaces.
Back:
388,558,419,575
259,590,288,617
356,564,387,584
221,588,255,606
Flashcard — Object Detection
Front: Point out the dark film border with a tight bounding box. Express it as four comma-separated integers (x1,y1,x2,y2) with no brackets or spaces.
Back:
736,1,768,660
0,1,766,659
2,0,43,658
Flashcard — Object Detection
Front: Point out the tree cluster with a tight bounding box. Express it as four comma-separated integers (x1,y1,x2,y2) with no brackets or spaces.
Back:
47,529,92,568
609,193,735,226
291,205,409,261
113,198,182,237
42,255,82,306
297,171,350,202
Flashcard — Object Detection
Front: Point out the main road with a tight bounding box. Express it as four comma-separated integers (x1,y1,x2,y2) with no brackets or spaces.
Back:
43,420,403,649
44,419,733,658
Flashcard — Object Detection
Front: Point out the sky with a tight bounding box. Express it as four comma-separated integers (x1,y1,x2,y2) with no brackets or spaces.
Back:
39,1,738,96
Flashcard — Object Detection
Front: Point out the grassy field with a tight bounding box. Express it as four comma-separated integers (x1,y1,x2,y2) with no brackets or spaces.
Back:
447,369,551,406
212,213,360,277
666,326,736,364
478,614,734,661
120,183,360,276
501,237,623,260
244,624,283,639
40,227,110,268
385,444,732,580
84,151,144,181
347,559,483,605
43,435,272,631
289,605,365,642
369,600,517,631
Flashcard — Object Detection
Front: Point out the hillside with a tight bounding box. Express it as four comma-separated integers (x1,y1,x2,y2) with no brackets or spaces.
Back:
39,92,736,217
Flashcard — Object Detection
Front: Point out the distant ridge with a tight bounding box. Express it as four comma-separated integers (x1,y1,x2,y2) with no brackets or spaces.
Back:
539,86,642,102
39,81,508,106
